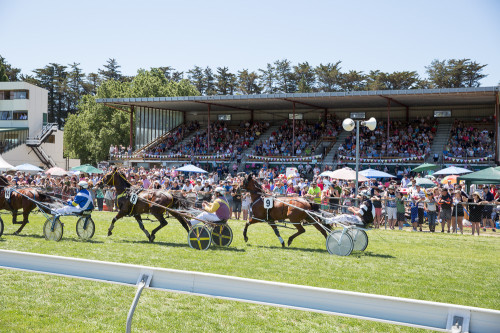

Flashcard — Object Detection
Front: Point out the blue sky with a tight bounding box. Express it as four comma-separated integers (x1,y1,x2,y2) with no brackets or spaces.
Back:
1,0,499,86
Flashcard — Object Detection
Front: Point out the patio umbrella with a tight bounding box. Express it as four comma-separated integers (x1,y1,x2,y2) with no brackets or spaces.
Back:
0,155,14,172
458,167,500,184
175,164,208,173
415,177,436,188
71,164,103,174
327,167,369,182
319,170,335,177
359,168,396,178
441,175,459,185
12,163,43,174
45,167,68,176
412,163,440,173
433,166,472,176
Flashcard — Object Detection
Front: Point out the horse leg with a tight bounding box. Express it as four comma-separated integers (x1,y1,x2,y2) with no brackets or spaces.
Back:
170,211,190,233
313,221,330,239
243,218,259,243
107,211,127,236
287,223,305,247
13,210,31,235
149,213,168,243
134,215,151,241
12,210,18,224
270,223,286,248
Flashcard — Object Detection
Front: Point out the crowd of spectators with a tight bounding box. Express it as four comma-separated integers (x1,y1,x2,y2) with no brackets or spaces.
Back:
140,121,200,157
338,117,437,160
252,116,341,157
444,119,495,159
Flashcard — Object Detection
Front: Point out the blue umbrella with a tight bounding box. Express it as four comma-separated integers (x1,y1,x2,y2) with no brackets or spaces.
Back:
359,168,396,179
175,164,207,173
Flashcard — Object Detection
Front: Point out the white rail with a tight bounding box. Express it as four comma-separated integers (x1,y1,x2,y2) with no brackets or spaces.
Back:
0,249,499,332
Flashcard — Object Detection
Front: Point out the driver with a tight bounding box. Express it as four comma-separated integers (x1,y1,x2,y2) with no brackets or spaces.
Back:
54,180,94,215
190,187,231,226
326,190,374,227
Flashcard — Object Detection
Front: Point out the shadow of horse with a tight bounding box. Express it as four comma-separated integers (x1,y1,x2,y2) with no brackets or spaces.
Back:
7,233,45,239
350,251,395,259
246,244,328,254
119,239,246,252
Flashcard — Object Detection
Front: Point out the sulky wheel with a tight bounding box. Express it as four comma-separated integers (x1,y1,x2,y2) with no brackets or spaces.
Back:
76,216,95,240
0,216,3,237
43,217,64,242
326,230,353,256
347,228,368,251
211,224,233,247
188,224,212,250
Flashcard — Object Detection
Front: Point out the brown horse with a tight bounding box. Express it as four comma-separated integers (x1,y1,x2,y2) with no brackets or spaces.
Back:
98,167,190,242
0,175,54,235
242,174,330,248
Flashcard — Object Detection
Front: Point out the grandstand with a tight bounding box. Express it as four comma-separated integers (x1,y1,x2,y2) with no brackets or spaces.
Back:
97,87,500,170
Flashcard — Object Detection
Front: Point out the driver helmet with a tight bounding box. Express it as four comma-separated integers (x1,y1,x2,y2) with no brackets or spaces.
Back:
359,190,370,198
77,180,89,189
214,187,225,195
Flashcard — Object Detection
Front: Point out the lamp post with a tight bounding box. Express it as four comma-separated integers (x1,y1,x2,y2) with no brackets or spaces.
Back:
342,117,377,195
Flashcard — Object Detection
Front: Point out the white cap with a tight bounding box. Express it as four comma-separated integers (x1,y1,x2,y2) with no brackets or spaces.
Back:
214,187,225,194
78,180,88,189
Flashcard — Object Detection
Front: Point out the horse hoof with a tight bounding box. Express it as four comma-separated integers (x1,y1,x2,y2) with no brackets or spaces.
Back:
149,235,155,243
287,240,292,247
107,231,112,237
13,231,19,236
244,236,248,243
281,242,286,248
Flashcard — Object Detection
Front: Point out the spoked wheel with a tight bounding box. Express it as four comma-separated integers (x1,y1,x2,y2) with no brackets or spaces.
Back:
76,216,95,240
211,224,233,247
188,225,212,250
326,230,353,256
0,217,4,237
347,228,368,251
43,217,63,242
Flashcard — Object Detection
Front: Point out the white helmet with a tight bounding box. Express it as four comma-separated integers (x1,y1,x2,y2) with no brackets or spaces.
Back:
78,180,89,189
214,187,225,195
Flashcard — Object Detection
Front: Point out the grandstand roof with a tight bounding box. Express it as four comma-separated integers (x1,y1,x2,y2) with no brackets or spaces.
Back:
97,87,499,112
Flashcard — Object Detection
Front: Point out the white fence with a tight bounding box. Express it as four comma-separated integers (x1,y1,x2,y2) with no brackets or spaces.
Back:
1,249,499,332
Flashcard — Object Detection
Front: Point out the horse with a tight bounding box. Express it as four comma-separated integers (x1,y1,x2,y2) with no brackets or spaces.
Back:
97,167,191,242
242,174,330,248
0,175,54,235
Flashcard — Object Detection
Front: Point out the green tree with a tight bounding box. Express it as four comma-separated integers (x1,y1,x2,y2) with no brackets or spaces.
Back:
274,59,296,93
187,66,205,95
365,70,386,90
315,61,342,92
85,73,100,95
237,69,261,94
215,67,237,95
66,63,86,115
64,69,199,163
259,63,277,94
32,64,69,126
294,62,316,93
426,59,487,88
0,55,21,81
339,70,366,91
98,58,123,82
204,67,217,95
0,62,8,82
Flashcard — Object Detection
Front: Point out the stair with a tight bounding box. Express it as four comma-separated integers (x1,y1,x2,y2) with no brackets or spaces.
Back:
426,122,453,163
31,146,55,168
323,130,351,167
26,123,58,147
238,125,280,172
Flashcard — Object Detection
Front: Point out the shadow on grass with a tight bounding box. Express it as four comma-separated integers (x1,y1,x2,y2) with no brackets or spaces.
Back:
351,251,395,259
119,239,246,252
8,233,45,239
247,244,327,253
62,238,104,244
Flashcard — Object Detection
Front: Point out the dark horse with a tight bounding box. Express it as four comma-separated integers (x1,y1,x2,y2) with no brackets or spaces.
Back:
242,174,330,247
97,167,191,242
0,175,54,235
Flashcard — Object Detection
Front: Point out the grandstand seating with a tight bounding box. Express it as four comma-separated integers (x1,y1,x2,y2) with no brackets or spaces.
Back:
443,119,495,163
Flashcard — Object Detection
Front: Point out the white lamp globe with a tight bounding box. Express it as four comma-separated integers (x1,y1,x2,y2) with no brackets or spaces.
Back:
342,118,355,132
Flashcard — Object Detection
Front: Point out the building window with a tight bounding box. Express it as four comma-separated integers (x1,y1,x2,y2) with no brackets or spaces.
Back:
11,90,28,99
46,135,55,144
218,114,231,121
434,110,451,118
0,111,12,120
13,111,28,120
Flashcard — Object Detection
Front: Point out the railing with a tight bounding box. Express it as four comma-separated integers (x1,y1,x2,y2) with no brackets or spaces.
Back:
26,123,58,146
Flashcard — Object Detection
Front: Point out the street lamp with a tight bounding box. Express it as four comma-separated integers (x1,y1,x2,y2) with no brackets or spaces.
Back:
342,117,377,195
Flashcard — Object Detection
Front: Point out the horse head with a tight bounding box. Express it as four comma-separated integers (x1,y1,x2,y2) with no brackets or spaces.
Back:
99,167,130,190
243,173,261,193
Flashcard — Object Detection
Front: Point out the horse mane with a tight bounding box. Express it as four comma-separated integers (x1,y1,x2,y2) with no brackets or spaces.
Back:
0,175,9,187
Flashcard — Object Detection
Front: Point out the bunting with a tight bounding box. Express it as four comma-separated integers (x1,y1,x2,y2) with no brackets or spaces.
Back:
246,154,322,162
443,155,492,163
111,153,232,159
338,154,425,163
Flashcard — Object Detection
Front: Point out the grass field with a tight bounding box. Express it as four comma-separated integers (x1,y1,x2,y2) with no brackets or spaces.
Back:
0,211,499,332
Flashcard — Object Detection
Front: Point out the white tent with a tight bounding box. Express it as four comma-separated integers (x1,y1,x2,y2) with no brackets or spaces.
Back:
324,167,369,182
175,164,208,173
432,166,473,176
0,155,14,172
359,168,396,178
12,163,44,174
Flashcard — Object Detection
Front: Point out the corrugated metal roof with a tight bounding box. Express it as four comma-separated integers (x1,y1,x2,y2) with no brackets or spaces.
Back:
96,86,499,112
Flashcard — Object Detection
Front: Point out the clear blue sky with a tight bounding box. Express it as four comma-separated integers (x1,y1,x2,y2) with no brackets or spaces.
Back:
1,0,499,86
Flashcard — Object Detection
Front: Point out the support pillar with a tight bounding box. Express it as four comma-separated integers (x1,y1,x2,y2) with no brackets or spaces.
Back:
292,102,296,155
387,99,390,143
495,92,499,165
324,108,328,122
251,109,254,123
129,106,134,149
406,106,409,123
183,111,186,124
207,104,211,153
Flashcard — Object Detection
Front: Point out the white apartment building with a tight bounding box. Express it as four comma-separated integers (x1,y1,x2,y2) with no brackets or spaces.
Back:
0,81,79,169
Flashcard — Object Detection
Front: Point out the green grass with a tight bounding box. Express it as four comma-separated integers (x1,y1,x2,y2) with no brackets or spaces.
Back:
0,211,499,332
